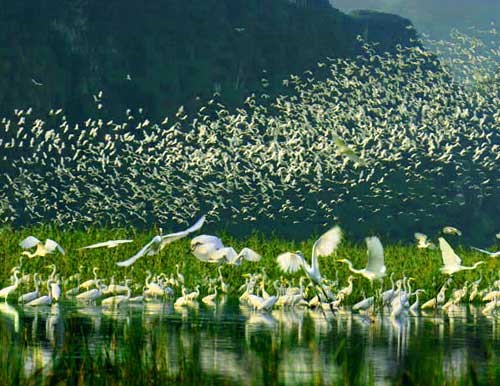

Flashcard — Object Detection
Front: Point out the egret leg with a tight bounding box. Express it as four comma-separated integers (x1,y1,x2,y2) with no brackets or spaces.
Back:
318,284,336,316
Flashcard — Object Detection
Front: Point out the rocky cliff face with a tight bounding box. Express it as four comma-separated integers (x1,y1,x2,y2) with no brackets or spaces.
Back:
0,0,417,120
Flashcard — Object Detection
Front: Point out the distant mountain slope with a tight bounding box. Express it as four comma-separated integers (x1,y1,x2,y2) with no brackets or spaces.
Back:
332,0,499,39
0,0,417,120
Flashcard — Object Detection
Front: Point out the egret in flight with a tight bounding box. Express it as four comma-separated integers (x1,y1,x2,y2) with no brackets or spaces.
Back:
414,232,435,249
117,215,206,267
19,236,65,258
277,225,343,285
191,235,261,265
470,247,500,258
438,238,484,275
78,239,133,250
337,236,386,282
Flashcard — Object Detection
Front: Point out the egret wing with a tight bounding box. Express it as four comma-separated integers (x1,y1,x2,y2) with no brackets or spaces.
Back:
159,215,206,250
79,240,133,250
116,238,157,267
208,247,237,264
438,237,461,267
45,239,65,254
191,234,224,250
414,232,427,242
365,236,385,273
312,226,342,258
277,252,304,273
19,236,41,249
471,247,500,257
238,248,262,262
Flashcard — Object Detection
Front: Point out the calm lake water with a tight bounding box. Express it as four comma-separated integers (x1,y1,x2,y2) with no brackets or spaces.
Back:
0,300,498,385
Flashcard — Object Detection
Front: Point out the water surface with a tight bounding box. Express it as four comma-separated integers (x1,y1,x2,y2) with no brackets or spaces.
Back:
0,300,498,385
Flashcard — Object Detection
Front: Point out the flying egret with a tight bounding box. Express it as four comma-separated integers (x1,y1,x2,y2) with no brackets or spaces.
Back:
0,269,20,302
414,232,435,249
191,235,261,265
78,239,133,250
116,215,206,267
191,235,224,262
438,238,484,275
442,226,462,236
19,236,65,258
337,236,386,282
277,225,343,284
470,247,500,258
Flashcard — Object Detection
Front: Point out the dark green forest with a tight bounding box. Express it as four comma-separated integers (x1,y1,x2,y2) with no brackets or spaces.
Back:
0,0,417,120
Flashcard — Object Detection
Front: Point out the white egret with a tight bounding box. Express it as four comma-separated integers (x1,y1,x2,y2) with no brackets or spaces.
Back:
76,280,104,303
191,235,224,262
202,287,217,306
78,239,133,250
337,236,386,282
51,275,61,302
18,273,40,304
421,279,451,309
409,289,425,316
414,232,435,249
468,274,482,302
79,267,99,291
191,235,261,265
442,226,462,236
0,269,20,302
247,294,278,312
470,247,500,258
438,238,484,275
19,236,65,258
116,215,206,267
277,225,343,284
25,280,53,306
102,284,131,307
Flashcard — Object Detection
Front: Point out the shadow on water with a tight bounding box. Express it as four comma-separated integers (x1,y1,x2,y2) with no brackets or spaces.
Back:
0,301,499,385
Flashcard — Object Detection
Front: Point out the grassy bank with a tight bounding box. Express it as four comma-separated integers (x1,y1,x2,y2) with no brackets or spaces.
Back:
1,225,497,304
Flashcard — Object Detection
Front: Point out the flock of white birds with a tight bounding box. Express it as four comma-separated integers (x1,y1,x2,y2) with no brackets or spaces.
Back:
1,215,499,320
0,30,497,238
0,30,498,322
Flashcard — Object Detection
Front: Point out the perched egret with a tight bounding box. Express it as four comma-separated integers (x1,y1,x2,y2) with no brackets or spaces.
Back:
277,225,343,284
76,280,104,303
117,215,206,266
18,273,40,304
247,294,278,311
0,269,20,302
19,236,65,258
409,289,425,316
438,238,484,275
79,267,100,291
25,280,53,306
470,247,500,258
202,287,217,306
78,239,133,250
102,284,131,307
337,236,386,282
